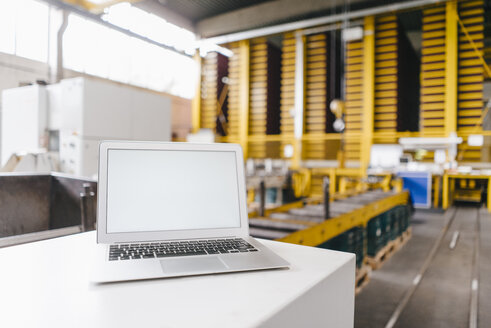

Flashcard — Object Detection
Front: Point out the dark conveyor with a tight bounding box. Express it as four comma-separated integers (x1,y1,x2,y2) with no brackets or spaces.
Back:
354,205,491,328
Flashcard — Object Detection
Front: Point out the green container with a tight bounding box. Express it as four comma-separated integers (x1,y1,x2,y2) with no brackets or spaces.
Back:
397,206,406,233
397,205,411,232
381,212,391,244
322,204,412,262
388,209,399,241
318,226,365,269
367,214,387,256
405,205,411,230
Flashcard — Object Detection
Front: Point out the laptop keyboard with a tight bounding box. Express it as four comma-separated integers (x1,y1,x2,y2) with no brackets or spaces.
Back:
109,238,258,261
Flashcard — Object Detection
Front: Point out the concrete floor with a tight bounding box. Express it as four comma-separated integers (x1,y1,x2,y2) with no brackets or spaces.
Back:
479,209,491,328
355,205,491,328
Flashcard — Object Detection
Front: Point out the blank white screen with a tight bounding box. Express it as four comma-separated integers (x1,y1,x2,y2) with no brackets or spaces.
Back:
106,149,241,233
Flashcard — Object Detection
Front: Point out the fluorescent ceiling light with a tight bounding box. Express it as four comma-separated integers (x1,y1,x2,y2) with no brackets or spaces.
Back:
199,42,233,58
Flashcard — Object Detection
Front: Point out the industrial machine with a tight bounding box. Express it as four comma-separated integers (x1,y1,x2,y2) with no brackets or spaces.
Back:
1,77,172,178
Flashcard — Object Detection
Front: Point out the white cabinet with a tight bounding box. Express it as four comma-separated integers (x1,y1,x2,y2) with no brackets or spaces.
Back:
0,85,48,166
0,233,356,328
59,78,171,178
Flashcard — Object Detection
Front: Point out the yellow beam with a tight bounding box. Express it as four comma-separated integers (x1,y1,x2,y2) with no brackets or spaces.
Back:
456,13,491,78
277,191,409,246
454,8,489,161
488,177,491,213
239,40,250,158
444,1,458,137
248,200,305,218
361,16,375,171
433,175,441,208
246,134,294,142
191,54,201,133
329,169,336,196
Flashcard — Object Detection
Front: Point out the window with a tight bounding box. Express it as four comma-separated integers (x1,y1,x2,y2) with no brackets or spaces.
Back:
15,0,49,62
64,7,197,98
102,3,196,55
0,1,16,54
0,0,49,62
62,14,86,72
0,0,197,98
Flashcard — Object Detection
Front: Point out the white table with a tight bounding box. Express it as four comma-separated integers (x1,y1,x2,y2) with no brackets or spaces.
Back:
0,232,355,328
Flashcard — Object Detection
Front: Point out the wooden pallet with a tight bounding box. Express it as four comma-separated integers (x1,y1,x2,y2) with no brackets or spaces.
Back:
393,227,412,251
366,240,397,270
366,227,412,270
355,262,372,295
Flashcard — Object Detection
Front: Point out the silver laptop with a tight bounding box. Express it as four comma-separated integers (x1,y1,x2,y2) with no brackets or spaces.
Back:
91,141,289,283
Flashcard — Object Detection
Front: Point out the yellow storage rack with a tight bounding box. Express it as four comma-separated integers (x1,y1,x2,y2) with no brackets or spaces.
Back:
344,38,364,163
421,5,446,135
280,32,296,156
226,42,242,140
200,52,219,131
457,0,484,162
304,33,328,159
374,15,398,140
193,0,488,176
249,38,269,158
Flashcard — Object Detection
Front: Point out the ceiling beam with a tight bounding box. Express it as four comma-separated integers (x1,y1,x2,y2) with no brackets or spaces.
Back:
199,0,447,45
196,0,365,38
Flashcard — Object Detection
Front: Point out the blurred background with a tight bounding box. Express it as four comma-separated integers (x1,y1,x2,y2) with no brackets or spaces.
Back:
0,0,491,327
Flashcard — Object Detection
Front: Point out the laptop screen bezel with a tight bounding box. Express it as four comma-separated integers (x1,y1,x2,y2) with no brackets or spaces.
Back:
96,141,249,244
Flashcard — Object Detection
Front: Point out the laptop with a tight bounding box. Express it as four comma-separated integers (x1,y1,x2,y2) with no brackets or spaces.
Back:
91,141,290,283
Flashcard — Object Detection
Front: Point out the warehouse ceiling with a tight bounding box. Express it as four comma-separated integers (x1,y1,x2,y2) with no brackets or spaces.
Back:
135,0,418,38
57,0,461,41
149,0,274,22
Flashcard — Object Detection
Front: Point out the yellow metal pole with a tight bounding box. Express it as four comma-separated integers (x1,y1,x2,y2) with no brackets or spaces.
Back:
488,177,491,212
247,188,255,205
339,177,347,195
191,53,202,133
239,40,250,158
394,178,403,193
444,1,458,137
450,178,455,198
361,16,375,172
291,139,302,170
442,174,449,209
434,175,440,208
382,174,391,192
337,149,345,169
329,169,336,196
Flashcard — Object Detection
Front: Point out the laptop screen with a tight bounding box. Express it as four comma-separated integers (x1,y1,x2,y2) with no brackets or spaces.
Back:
105,148,241,233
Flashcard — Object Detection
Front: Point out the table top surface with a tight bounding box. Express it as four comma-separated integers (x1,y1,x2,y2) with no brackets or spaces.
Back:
0,232,354,328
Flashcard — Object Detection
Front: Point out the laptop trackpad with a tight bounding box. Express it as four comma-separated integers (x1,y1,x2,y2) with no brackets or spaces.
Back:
160,256,228,274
